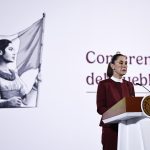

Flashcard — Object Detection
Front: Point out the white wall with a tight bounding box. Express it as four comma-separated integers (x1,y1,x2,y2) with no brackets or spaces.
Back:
0,0,150,150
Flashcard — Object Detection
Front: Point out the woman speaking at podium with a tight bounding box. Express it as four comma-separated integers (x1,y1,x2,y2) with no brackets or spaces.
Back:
96,53,135,150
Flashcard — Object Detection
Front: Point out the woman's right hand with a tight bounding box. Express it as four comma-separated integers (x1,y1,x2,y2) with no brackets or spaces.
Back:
7,96,22,107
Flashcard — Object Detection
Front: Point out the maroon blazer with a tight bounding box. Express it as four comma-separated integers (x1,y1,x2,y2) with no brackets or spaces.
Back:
96,78,135,126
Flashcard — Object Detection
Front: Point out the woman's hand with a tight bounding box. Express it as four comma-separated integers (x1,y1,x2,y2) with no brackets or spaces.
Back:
7,96,22,107
32,73,42,91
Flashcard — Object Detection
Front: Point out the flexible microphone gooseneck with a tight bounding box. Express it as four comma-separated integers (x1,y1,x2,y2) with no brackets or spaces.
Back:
135,83,150,92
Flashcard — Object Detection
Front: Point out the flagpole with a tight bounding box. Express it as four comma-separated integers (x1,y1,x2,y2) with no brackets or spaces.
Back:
43,13,46,18
35,13,46,107
39,13,46,73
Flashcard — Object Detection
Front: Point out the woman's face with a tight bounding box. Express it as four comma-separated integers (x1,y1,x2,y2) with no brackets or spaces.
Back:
111,56,127,78
3,43,16,62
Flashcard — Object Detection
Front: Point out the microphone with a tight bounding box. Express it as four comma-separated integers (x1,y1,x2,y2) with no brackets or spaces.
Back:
135,83,150,92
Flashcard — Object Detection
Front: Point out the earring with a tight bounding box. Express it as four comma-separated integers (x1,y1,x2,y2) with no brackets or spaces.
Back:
0,50,3,55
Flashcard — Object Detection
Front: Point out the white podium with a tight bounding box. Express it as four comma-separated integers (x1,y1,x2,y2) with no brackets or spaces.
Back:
102,97,150,150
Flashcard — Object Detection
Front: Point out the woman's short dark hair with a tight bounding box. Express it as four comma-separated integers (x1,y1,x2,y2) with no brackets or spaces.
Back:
107,53,125,78
0,39,12,55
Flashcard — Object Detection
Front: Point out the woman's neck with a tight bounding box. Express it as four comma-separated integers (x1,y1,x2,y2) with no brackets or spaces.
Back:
113,73,123,79
0,62,10,73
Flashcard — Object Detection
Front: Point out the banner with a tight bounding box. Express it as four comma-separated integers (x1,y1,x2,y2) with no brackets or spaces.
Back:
0,15,45,108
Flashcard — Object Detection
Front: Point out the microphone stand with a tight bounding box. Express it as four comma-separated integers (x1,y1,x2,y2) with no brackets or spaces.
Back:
135,83,150,92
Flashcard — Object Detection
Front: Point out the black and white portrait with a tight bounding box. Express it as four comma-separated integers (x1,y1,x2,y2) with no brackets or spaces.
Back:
0,16,44,108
